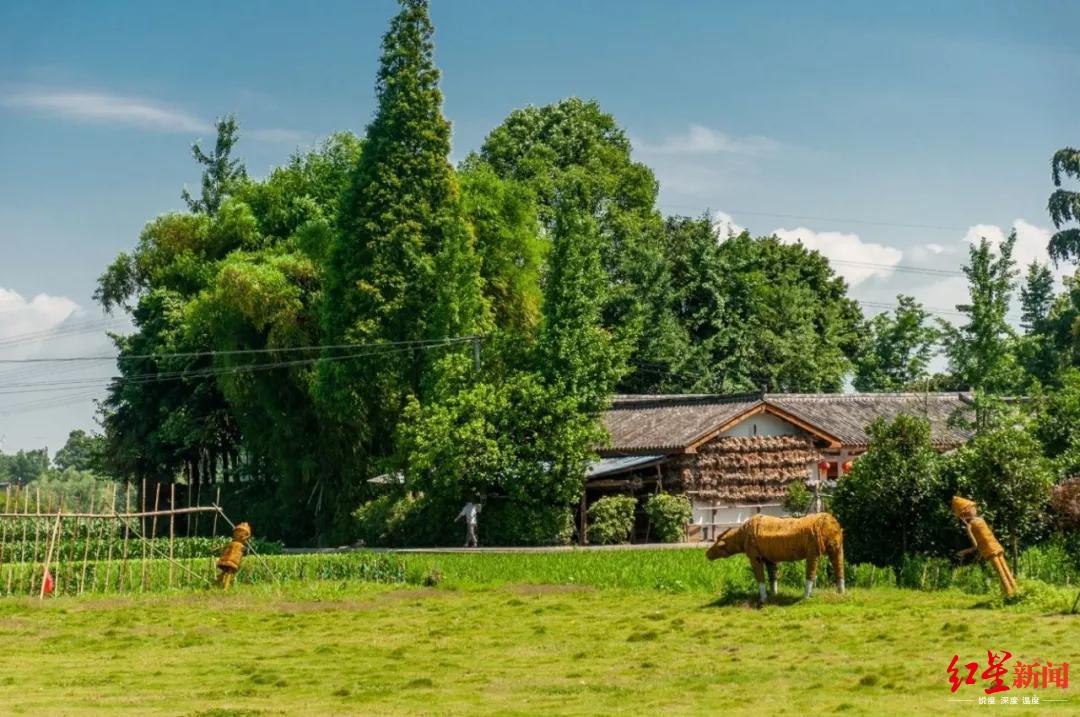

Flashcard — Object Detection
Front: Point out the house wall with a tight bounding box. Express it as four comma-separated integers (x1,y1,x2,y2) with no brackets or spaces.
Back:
682,411,825,541
719,411,800,438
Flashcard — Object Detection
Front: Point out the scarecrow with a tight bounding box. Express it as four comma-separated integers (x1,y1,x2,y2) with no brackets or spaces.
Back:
217,522,252,590
951,497,1016,597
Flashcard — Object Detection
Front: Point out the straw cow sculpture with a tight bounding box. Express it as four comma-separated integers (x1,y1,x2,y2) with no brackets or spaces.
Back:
706,513,845,604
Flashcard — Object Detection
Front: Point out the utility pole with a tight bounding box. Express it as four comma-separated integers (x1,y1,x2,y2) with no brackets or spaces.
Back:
472,336,481,373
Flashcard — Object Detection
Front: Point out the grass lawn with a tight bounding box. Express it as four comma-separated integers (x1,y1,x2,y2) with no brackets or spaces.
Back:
0,577,1075,716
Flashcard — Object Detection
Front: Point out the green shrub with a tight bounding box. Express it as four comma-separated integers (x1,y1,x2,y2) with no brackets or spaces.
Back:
352,492,461,547
782,482,812,516
481,500,574,546
587,495,637,545
643,493,692,542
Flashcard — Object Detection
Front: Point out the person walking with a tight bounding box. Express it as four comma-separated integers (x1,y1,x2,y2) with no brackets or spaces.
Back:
456,500,481,548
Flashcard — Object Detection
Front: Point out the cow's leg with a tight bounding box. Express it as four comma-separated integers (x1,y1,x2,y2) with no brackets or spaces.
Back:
749,556,767,604
765,561,778,596
829,541,845,594
804,554,819,598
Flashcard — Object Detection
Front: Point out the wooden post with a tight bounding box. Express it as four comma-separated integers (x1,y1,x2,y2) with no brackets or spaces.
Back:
150,483,161,591
103,484,118,594
186,480,194,538
210,486,221,580
193,479,202,536
119,483,132,592
40,504,63,599
140,478,148,592
579,490,588,546
30,487,41,596
168,483,176,589
78,490,96,595
0,485,8,596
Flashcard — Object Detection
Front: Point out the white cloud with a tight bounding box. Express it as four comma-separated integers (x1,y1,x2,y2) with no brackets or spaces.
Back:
3,90,209,133
2,88,306,143
634,124,779,156
0,288,80,341
712,210,745,239
926,243,945,254
772,226,903,286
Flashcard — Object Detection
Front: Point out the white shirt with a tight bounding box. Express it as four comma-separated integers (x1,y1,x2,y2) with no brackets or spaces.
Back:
457,502,481,526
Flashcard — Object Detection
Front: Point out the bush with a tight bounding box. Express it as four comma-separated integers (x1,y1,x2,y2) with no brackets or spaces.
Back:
644,493,692,543
782,482,812,516
832,415,956,573
352,492,462,547
587,495,637,545
481,500,574,546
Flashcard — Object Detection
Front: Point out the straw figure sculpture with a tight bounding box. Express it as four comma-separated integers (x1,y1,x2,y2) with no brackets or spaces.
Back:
951,497,1016,597
216,522,252,590
706,513,845,604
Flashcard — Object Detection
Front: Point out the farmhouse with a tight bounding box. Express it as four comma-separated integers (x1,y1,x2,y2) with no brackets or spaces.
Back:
588,392,974,541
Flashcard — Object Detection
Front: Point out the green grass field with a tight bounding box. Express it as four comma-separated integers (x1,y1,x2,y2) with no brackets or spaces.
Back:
0,551,1075,716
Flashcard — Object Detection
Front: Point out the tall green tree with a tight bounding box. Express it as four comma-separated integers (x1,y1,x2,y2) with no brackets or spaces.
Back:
1020,262,1055,333
1048,147,1080,265
53,430,104,473
711,232,862,392
181,115,247,215
317,0,488,531
854,295,940,391
831,415,953,576
941,233,1023,393
476,98,676,392
535,176,627,412
1016,261,1062,386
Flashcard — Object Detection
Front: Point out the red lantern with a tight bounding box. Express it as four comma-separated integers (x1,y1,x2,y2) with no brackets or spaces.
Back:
817,460,830,473
842,461,854,474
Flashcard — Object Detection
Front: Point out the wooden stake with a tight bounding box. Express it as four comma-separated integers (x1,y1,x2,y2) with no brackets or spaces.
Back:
0,485,9,596
30,486,41,596
168,483,176,589
40,503,63,599
149,482,161,591
140,478,148,592
103,483,118,594
210,486,221,579
193,479,202,536
119,483,132,592
15,487,29,595
186,480,193,538
78,490,96,595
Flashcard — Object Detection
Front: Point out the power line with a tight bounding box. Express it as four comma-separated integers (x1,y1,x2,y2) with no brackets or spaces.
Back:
0,340,475,396
0,335,480,365
829,259,965,278
0,318,126,350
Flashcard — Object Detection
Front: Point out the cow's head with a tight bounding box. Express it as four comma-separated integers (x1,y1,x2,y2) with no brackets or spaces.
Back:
706,528,736,561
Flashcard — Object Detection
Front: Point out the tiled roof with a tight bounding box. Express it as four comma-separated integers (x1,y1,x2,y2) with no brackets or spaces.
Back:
766,393,974,448
602,394,760,454
602,392,973,454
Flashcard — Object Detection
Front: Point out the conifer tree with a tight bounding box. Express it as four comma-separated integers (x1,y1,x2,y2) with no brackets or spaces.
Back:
319,0,487,433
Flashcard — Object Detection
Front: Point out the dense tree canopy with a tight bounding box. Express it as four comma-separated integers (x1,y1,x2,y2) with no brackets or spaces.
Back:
941,234,1024,394
853,295,939,392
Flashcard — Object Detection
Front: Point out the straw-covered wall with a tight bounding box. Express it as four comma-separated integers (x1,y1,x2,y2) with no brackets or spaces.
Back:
667,435,820,503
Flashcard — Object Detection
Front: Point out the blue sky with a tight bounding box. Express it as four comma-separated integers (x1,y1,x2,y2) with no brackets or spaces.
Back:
1,0,1078,451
